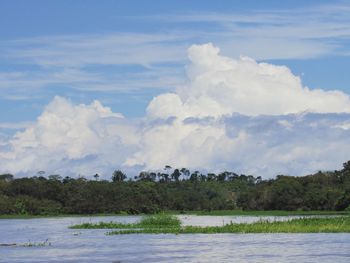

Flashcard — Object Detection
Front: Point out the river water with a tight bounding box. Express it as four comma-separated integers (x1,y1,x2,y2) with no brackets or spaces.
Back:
0,215,349,262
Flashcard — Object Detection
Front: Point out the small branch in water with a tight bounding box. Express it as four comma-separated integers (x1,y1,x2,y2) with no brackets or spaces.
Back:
0,239,51,247
0,243,17,247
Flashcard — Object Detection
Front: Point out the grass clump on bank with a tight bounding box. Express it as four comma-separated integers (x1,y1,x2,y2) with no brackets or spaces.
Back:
191,210,350,216
105,216,350,235
71,214,350,234
139,213,181,227
70,214,181,229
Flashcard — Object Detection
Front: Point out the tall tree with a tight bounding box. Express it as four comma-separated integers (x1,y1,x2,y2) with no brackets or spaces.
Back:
112,170,126,182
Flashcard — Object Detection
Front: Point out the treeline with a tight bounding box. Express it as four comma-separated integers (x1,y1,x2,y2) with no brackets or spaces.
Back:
1,161,350,215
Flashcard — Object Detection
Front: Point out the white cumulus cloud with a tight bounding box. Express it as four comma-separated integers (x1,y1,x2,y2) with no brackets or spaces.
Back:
126,113,350,177
0,96,137,176
1,43,350,178
148,43,350,118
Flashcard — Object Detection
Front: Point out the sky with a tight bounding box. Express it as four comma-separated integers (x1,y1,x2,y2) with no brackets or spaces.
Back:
1,0,350,178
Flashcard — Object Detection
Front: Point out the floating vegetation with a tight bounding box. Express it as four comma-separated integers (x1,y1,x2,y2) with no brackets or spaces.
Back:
138,214,181,228
71,215,350,234
0,239,51,247
70,214,181,229
21,239,51,247
192,210,350,216
0,243,17,247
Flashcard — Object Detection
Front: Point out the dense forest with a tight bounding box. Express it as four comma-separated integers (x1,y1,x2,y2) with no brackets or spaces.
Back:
1,161,350,215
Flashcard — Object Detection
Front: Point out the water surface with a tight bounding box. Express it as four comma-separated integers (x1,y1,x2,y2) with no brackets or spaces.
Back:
1,215,349,262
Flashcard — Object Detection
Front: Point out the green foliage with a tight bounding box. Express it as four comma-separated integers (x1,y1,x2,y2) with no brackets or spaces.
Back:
71,214,181,229
0,195,14,214
0,173,14,182
112,170,126,182
139,214,181,227
192,210,349,216
2,161,350,216
107,216,350,235
70,221,136,229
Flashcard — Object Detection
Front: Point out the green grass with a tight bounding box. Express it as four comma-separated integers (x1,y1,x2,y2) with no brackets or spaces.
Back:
107,216,350,235
190,210,350,216
70,213,350,234
70,214,181,229
139,213,181,227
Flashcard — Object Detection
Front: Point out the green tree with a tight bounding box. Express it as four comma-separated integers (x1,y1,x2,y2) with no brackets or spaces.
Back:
112,170,126,182
171,169,181,181
93,173,100,181
0,173,14,182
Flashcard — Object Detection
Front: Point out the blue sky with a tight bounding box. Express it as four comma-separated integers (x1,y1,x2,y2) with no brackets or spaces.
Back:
1,0,350,177
1,0,350,122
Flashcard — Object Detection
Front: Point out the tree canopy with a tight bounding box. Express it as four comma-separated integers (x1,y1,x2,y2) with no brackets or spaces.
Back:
1,161,350,215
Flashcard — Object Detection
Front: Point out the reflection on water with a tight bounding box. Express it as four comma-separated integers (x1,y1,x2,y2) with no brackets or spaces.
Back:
0,215,349,262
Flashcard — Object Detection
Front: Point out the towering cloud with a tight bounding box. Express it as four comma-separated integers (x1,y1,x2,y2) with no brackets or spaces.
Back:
0,97,136,176
148,43,350,118
1,43,350,178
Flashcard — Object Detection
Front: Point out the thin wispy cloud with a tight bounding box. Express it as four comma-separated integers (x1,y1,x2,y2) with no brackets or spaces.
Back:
157,3,350,40
0,2,349,102
0,121,33,130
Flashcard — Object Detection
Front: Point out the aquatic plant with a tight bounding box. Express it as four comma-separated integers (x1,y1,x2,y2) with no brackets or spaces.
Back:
0,239,52,247
70,214,181,229
19,239,52,247
106,216,350,235
192,210,350,216
70,214,350,234
138,214,181,227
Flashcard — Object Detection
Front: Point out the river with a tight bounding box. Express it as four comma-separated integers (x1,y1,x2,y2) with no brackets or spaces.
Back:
1,215,349,262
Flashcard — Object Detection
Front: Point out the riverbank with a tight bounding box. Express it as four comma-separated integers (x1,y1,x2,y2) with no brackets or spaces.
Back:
1,210,349,219
0,213,123,219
